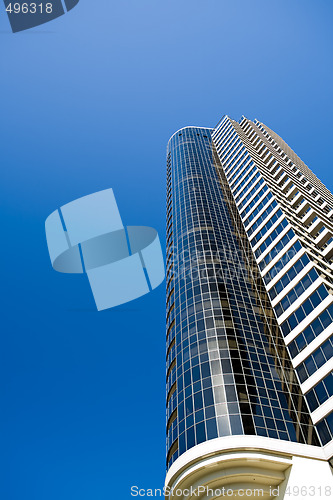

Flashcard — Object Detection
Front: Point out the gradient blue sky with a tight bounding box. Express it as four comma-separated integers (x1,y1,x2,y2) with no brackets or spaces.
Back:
1,1,333,499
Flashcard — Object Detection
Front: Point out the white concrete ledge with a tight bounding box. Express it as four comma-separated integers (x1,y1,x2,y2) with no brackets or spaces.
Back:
165,436,333,500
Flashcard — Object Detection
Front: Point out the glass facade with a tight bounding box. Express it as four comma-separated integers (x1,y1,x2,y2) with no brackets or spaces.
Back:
165,126,321,469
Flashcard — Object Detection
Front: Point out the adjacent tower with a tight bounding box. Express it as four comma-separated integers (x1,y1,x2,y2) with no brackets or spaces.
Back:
165,118,333,499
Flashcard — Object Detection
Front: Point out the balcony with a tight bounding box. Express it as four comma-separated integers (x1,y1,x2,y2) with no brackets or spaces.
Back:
306,217,321,236
314,227,330,247
322,238,333,261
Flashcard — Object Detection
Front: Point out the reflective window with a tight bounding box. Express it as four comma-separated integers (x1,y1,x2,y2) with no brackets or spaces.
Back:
296,337,333,383
306,372,333,411
247,200,278,236
238,178,265,210
240,185,269,216
259,229,296,271
250,209,283,246
254,218,288,257
274,268,319,317
234,171,261,202
281,285,329,336
268,254,310,300
243,193,274,227
288,304,333,357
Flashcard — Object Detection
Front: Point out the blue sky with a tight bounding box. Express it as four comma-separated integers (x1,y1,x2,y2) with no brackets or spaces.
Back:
1,1,333,499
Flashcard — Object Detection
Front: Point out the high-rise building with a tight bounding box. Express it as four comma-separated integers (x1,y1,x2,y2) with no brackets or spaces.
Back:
165,116,333,499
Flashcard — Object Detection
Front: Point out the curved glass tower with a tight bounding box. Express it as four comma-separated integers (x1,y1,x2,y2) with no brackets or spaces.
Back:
165,120,333,498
